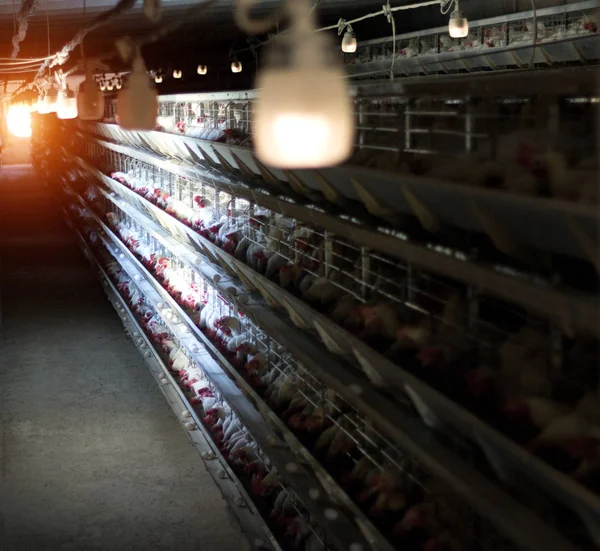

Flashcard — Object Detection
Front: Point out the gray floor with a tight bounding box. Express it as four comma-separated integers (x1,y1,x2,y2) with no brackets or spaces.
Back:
0,165,251,551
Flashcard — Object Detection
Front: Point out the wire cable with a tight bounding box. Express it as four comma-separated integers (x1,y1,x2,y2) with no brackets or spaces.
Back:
382,2,397,80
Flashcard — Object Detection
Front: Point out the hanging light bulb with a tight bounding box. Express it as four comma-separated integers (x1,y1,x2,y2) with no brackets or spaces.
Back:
57,82,78,119
173,69,182,79
38,90,50,114
44,86,58,113
77,67,105,121
231,60,243,73
448,4,468,38
115,78,122,90
341,26,357,53
106,79,114,91
254,0,354,169
197,65,208,75
99,80,107,91
117,49,158,130
155,74,163,84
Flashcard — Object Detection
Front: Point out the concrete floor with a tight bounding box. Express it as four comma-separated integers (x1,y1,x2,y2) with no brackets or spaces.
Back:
0,165,251,551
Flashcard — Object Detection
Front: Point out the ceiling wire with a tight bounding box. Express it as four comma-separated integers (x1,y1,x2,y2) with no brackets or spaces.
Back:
12,0,40,58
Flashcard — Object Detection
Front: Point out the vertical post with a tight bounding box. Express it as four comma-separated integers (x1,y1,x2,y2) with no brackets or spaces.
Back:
361,247,370,300
324,231,333,278
404,100,412,152
357,101,366,150
465,99,474,154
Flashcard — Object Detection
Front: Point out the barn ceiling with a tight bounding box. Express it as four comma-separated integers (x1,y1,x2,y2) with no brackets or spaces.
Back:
0,0,566,92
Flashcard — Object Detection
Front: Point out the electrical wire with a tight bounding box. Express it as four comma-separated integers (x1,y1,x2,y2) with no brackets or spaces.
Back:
382,2,397,80
11,0,40,58
529,0,537,68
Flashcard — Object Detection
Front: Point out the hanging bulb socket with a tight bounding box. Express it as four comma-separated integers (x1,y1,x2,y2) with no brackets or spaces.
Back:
154,74,163,84
115,78,122,90
173,69,182,79
78,68,105,121
341,30,357,53
43,86,59,113
117,50,158,131
99,80,107,91
254,0,354,169
106,80,114,91
57,84,78,119
449,7,469,38
197,64,208,75
231,60,243,73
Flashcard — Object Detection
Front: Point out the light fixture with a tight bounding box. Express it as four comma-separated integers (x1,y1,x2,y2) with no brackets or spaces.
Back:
99,80,107,91
448,4,468,38
253,0,354,169
77,68,105,121
155,74,163,83
231,60,243,73
43,86,58,113
342,30,357,53
173,69,182,78
106,80,114,91
117,49,158,130
115,78,122,90
38,91,50,114
57,83,78,119
197,64,208,75
7,104,32,137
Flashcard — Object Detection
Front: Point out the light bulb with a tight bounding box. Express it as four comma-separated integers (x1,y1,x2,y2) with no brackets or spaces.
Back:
449,8,469,38
155,74,163,83
173,69,182,78
38,92,50,114
99,81,107,91
77,74,105,121
57,84,78,119
117,51,158,130
43,87,58,113
116,79,122,90
254,0,354,169
107,80,114,91
341,30,357,53
197,65,208,75
231,61,242,73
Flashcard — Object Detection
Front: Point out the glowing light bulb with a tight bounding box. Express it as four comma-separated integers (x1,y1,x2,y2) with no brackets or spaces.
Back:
116,79,122,90
341,30,357,53
57,84,78,119
155,74,163,84
99,81,107,91
173,69,182,78
44,87,58,113
78,74,105,121
38,92,50,114
231,61,242,73
7,105,32,137
106,80,114,91
197,65,207,75
117,50,158,130
449,8,469,38
254,0,354,169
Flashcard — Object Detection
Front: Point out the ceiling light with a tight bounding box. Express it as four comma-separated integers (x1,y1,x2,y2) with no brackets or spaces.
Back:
173,69,182,78
448,6,468,38
37,91,50,114
77,70,105,121
106,80,114,91
7,104,32,138
197,65,208,75
253,0,354,169
115,78,122,90
341,30,357,53
231,60,242,73
44,86,58,113
117,50,158,130
99,80,107,91
155,74,163,84
57,83,78,119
